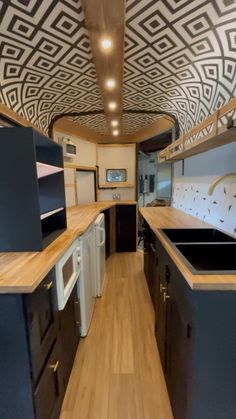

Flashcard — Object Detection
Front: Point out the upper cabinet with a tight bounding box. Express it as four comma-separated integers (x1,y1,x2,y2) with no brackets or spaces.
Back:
0,127,67,252
158,98,236,164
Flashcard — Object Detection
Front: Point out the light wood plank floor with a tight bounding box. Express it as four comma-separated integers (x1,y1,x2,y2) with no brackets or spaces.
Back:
60,252,173,419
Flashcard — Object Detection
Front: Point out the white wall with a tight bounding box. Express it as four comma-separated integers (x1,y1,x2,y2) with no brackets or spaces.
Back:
54,131,96,167
172,142,236,235
97,145,136,201
54,130,97,206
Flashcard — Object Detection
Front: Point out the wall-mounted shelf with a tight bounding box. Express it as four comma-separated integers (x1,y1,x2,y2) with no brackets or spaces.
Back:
158,97,236,163
36,162,63,178
40,207,64,220
99,182,134,189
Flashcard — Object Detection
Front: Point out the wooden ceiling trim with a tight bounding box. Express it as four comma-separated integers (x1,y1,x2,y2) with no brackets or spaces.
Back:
53,117,104,143
98,116,175,143
81,0,125,136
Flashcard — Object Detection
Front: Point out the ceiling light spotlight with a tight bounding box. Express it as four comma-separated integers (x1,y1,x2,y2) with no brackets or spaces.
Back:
101,38,112,50
112,130,119,136
111,120,118,127
106,79,116,89
108,101,117,110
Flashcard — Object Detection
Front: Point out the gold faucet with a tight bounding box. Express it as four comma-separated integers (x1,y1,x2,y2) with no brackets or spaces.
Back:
208,173,236,195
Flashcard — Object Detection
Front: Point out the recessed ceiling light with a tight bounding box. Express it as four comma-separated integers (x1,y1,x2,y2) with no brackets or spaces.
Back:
112,130,119,136
101,38,112,50
106,79,116,89
111,120,118,127
108,101,117,110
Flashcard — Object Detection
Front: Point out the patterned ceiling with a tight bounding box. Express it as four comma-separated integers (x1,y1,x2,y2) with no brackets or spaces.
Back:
123,0,236,134
66,112,166,134
0,0,236,138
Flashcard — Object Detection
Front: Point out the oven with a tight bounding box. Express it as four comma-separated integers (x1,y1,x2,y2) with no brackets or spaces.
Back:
55,239,81,310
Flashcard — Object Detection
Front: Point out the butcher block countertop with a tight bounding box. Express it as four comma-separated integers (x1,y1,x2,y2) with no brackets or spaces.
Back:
0,201,136,294
139,207,236,291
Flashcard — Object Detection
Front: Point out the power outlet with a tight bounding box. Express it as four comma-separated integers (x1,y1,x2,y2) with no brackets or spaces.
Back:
112,193,121,200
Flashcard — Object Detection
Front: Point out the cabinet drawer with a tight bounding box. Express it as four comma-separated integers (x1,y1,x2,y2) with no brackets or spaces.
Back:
34,337,63,419
24,269,59,384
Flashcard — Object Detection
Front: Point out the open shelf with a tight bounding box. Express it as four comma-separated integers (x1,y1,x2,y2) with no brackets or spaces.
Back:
36,162,63,178
158,97,236,163
99,182,134,189
40,207,64,220
0,127,66,252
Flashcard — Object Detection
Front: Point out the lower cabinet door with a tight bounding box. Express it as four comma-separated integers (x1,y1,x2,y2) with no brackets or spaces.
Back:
24,269,59,385
34,337,63,419
60,284,80,388
165,272,193,419
116,205,137,252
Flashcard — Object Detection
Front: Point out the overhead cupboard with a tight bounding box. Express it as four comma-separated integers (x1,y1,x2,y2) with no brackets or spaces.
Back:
0,127,66,251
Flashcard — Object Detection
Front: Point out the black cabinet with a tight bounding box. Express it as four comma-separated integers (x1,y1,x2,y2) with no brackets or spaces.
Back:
0,269,79,419
116,204,137,252
0,127,66,251
152,236,236,419
60,284,80,386
34,336,64,419
24,270,59,385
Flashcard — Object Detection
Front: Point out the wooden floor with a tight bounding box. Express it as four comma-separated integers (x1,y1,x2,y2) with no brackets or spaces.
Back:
60,252,173,419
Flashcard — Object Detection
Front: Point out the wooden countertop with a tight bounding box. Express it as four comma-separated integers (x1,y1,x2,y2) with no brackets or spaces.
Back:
0,201,136,294
139,207,236,291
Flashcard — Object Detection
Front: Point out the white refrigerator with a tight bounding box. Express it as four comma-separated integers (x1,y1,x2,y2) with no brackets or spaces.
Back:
94,214,106,297
78,225,96,336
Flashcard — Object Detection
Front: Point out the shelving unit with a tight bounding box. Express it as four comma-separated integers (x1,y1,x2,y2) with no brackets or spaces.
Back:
158,97,236,163
0,127,66,252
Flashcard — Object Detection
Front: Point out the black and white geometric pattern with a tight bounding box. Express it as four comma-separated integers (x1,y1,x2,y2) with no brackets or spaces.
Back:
67,114,108,135
123,0,236,134
121,112,165,134
1,0,236,136
0,0,103,132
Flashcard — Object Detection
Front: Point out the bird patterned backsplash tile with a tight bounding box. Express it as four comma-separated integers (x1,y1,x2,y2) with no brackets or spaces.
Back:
172,177,236,236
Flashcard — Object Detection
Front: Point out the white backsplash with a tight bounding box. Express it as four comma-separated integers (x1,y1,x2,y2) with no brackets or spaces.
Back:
172,142,236,236
173,176,236,236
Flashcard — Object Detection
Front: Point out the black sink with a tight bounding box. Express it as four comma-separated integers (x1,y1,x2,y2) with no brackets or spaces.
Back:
175,243,236,273
161,228,236,243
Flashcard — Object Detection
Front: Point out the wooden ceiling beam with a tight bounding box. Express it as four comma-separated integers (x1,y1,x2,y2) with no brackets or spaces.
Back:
81,0,125,136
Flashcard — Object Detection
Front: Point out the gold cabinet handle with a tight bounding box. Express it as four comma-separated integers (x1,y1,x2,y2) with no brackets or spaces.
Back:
48,360,59,373
160,283,167,293
43,281,53,290
163,291,170,303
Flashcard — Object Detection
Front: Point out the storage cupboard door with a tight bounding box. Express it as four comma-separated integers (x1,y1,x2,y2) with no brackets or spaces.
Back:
25,269,59,385
34,337,63,419
116,205,136,252
60,284,80,387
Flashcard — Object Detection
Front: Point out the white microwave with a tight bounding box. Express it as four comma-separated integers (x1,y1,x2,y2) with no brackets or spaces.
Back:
62,138,76,158
55,239,81,310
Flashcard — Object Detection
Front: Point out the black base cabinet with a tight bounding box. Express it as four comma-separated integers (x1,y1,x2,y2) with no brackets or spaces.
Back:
116,205,137,252
143,224,236,419
60,284,80,387
0,270,79,419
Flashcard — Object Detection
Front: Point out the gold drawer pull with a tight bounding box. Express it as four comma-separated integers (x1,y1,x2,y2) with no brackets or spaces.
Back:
160,283,167,293
43,281,53,290
163,291,170,303
48,360,59,373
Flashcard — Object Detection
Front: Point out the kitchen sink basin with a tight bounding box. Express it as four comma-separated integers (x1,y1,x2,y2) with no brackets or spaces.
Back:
161,228,236,243
175,243,236,274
